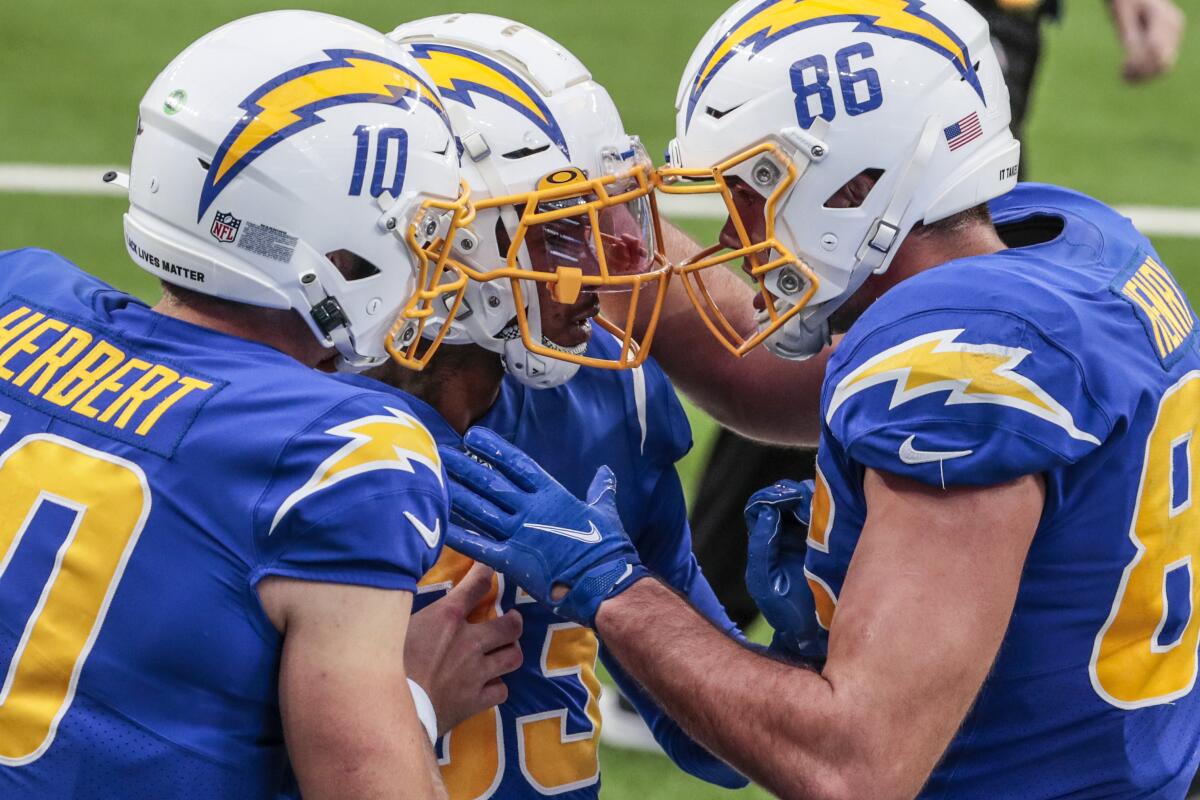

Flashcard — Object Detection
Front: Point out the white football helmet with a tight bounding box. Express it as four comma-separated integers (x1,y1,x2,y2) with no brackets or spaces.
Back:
660,0,1020,360
123,10,471,371
389,13,670,388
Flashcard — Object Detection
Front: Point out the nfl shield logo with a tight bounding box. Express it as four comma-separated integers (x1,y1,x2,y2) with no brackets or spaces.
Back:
210,211,241,243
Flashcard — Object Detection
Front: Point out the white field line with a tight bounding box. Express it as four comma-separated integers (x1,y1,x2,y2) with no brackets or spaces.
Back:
0,164,127,196
658,194,1200,239
3,163,1199,239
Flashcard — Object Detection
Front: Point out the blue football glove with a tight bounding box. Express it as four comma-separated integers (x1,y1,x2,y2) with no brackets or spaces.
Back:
744,479,827,662
440,427,649,627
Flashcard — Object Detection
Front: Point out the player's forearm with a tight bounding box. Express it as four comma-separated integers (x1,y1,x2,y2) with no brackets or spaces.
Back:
267,581,449,800
609,219,827,445
284,663,448,799
596,578,882,800
600,647,749,788
286,688,447,799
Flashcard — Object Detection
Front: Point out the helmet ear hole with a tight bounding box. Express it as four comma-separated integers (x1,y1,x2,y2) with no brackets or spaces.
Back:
326,250,381,282
494,216,513,257
823,168,885,209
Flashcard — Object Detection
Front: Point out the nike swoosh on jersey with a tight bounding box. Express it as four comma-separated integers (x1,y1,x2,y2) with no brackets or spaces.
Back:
403,511,441,549
898,435,974,465
523,520,602,543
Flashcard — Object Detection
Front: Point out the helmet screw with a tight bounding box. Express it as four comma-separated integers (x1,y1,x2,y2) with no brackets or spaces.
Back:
385,217,397,231
149,177,159,193
752,159,779,187
301,273,316,285
778,268,803,294
401,326,415,344
811,145,825,158
422,215,438,238
366,298,381,315
461,238,475,252
821,233,838,251
487,296,501,308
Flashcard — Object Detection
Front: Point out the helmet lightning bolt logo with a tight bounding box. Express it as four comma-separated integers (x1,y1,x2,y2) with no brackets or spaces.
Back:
199,49,450,222
826,329,1100,444
408,43,570,159
686,0,984,129
269,407,444,535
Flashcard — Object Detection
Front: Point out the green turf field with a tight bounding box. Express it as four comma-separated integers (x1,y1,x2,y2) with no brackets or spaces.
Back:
1,2,1198,797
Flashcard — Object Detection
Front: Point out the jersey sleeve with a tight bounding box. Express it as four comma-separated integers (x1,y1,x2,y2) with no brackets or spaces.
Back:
251,394,447,592
607,367,747,787
599,466,745,787
823,307,1112,487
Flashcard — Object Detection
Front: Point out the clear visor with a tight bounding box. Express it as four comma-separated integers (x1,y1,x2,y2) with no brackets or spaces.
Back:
463,149,672,372
656,142,820,358
520,172,661,288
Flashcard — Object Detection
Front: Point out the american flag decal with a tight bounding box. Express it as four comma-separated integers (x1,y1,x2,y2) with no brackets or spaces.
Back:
944,112,983,151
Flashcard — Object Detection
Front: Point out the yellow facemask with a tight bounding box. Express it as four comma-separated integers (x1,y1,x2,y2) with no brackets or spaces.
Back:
656,142,820,358
391,158,671,372
386,180,477,370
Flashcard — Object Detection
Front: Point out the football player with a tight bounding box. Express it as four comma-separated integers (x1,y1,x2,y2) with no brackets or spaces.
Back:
439,0,1200,797
325,13,748,798
0,12,517,799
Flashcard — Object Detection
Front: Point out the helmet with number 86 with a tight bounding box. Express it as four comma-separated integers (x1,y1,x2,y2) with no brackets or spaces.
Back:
660,0,1020,360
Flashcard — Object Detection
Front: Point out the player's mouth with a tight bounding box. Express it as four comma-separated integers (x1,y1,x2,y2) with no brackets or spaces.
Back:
570,296,600,326
553,294,600,348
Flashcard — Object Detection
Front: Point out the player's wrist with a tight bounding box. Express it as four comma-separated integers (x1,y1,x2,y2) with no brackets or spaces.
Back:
593,570,660,631
557,559,650,626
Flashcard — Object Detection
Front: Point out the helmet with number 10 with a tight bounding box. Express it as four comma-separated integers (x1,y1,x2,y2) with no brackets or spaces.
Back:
125,11,471,372
661,0,1020,360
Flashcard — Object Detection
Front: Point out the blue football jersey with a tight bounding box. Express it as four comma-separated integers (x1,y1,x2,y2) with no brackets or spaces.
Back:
335,330,745,799
808,184,1200,798
0,249,446,798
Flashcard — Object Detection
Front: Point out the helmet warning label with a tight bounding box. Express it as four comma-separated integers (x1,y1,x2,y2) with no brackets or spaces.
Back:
236,221,298,263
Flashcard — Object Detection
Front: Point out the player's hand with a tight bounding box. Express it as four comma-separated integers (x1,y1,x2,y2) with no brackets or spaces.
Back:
440,427,649,626
406,563,524,734
1110,0,1185,82
744,480,827,662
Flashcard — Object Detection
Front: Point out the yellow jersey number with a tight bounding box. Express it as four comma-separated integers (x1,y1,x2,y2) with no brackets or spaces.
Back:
0,433,150,764
419,549,602,799
1092,371,1200,708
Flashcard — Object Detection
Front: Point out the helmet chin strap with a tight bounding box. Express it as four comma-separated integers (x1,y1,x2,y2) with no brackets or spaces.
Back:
763,115,943,361
856,114,942,275
297,269,382,372
499,286,583,388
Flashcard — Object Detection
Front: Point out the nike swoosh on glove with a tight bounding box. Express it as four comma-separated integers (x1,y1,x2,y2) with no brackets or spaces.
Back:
744,479,828,663
440,427,649,627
